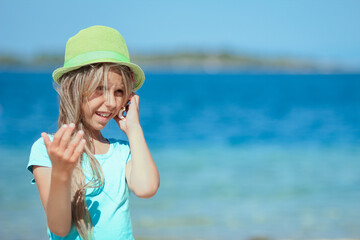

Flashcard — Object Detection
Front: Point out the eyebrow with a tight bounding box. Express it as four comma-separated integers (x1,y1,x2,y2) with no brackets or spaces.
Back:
115,84,125,89
101,82,124,89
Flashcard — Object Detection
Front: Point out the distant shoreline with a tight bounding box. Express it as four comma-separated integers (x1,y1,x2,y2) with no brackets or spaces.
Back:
0,52,359,74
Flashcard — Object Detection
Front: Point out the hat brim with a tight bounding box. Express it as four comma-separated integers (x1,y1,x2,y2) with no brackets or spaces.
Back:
52,59,145,92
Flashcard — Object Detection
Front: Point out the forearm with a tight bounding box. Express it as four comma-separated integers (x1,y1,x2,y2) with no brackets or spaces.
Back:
127,126,160,198
46,170,72,236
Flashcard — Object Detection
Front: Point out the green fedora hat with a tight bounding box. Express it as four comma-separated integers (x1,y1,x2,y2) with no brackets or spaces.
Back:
53,25,145,91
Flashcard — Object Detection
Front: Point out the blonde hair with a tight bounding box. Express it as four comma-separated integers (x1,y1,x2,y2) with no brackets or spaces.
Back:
56,63,134,240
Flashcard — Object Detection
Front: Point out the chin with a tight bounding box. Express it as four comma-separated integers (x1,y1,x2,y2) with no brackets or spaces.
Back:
88,122,107,132
95,124,107,131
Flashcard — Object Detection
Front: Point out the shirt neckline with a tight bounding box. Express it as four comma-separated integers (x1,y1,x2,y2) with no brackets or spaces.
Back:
94,138,114,160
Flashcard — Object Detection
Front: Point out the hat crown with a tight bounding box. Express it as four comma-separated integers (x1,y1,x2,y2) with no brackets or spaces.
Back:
53,25,145,91
64,25,130,64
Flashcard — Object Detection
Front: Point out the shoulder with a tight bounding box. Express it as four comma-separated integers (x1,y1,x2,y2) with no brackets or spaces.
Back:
28,135,53,174
31,135,54,149
29,135,54,156
30,137,46,155
107,138,131,162
108,138,130,148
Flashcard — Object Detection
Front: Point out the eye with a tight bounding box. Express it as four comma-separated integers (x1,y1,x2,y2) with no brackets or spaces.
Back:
116,89,124,95
96,86,104,91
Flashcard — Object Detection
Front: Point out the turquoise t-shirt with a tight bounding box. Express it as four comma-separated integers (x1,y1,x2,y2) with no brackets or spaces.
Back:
27,136,134,240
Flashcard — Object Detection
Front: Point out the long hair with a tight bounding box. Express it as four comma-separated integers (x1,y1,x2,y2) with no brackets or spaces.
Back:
56,63,134,240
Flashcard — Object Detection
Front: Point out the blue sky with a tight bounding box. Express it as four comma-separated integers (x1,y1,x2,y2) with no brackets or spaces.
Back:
1,0,359,67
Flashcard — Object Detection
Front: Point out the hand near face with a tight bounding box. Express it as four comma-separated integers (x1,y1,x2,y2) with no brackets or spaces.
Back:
114,93,141,135
42,123,86,179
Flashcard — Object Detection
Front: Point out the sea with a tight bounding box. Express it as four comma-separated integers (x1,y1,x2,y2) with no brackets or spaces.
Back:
0,71,359,240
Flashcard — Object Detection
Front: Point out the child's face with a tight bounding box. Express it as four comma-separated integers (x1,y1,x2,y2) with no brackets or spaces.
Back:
82,69,126,133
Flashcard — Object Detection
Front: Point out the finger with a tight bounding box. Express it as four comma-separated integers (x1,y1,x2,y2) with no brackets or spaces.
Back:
129,92,135,99
134,94,140,107
41,132,51,151
130,93,139,103
70,139,86,162
59,123,75,151
129,94,139,110
63,130,84,160
52,124,68,146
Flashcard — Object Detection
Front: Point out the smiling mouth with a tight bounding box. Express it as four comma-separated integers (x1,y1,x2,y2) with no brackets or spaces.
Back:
95,112,111,118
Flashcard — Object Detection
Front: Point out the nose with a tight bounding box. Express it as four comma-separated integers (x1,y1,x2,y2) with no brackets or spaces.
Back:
104,91,116,108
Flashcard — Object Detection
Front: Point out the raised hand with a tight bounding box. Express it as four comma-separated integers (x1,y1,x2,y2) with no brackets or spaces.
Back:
114,93,141,135
42,123,86,179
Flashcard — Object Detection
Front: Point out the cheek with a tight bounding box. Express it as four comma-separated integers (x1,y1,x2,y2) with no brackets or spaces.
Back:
122,93,131,105
81,103,91,119
82,99,97,116
117,97,126,108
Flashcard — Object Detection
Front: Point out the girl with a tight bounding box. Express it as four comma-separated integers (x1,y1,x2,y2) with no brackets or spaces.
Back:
27,25,160,240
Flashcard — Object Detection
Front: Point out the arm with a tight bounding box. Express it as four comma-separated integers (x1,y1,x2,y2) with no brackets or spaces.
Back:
34,124,85,236
117,94,160,198
33,165,72,236
126,126,160,198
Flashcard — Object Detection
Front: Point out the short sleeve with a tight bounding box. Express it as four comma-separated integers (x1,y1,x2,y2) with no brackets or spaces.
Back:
27,136,53,183
108,138,131,163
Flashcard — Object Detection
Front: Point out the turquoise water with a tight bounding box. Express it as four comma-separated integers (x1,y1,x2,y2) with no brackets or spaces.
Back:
131,145,360,239
0,72,359,239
